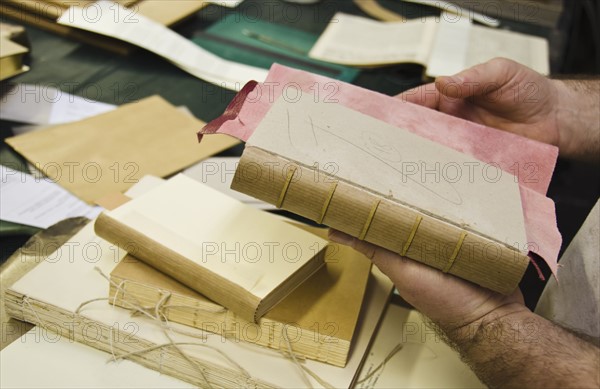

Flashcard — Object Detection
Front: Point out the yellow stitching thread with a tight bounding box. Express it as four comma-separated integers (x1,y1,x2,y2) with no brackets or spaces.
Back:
443,232,468,273
277,166,297,208
359,200,380,240
401,215,422,256
318,182,338,224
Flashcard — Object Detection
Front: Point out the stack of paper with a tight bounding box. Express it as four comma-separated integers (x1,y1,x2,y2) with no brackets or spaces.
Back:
109,222,371,367
94,174,328,323
1,328,195,388
4,221,393,387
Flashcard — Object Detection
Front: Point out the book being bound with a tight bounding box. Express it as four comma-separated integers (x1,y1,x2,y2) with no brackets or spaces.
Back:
108,222,372,367
94,174,327,323
198,65,562,296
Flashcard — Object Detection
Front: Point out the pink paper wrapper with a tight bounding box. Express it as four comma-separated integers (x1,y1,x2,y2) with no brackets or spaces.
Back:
200,64,562,275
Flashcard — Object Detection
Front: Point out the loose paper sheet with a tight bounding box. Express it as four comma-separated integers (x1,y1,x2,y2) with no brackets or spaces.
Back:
6,95,239,204
57,1,267,90
9,222,393,388
0,165,101,228
466,25,549,75
0,84,116,126
184,157,276,210
309,12,549,76
356,304,485,388
309,13,436,66
200,64,562,272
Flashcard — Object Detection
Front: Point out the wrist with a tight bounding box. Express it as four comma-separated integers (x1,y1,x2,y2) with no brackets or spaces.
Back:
552,79,600,162
438,302,531,350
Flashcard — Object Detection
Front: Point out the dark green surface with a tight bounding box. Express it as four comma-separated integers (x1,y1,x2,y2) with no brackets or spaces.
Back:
193,14,360,82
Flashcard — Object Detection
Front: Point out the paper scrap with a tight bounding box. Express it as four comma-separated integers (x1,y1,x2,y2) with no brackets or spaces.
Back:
0,84,116,126
0,165,102,229
57,1,268,90
183,157,276,210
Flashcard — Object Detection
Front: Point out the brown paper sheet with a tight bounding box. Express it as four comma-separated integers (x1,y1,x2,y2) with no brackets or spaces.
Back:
7,95,239,204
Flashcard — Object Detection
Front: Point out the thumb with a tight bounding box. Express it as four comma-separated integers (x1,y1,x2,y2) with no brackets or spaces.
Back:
434,58,517,99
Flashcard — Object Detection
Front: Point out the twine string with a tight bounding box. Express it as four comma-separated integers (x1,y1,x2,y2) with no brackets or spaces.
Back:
30,266,335,388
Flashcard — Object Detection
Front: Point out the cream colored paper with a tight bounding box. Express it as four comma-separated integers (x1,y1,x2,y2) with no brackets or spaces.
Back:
6,222,393,388
102,174,327,299
309,13,436,66
465,24,549,75
184,157,276,210
57,1,267,90
309,12,549,76
426,12,472,77
6,96,239,204
1,328,194,389
246,94,527,249
356,304,484,388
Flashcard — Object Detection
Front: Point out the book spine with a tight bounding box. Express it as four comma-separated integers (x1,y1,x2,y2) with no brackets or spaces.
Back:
94,213,262,323
232,146,530,295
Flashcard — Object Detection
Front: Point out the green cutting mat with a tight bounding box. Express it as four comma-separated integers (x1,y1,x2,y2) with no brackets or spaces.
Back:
192,15,360,82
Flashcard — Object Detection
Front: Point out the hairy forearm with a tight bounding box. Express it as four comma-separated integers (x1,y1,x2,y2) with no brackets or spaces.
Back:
552,79,600,162
440,305,600,388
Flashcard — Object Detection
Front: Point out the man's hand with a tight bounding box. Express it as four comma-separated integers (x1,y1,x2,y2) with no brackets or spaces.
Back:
334,58,600,387
398,58,600,162
398,58,561,147
328,230,527,339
